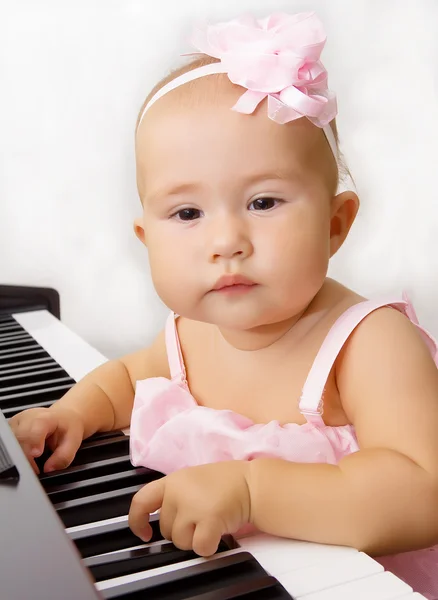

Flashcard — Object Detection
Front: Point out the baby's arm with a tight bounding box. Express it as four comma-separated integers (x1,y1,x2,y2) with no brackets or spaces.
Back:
247,307,438,555
52,329,167,437
10,330,168,472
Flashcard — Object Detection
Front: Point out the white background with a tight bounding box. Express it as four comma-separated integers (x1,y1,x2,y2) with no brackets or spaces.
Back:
1,0,437,359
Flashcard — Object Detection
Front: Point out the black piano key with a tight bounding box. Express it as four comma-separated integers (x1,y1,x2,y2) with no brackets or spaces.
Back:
0,356,57,374
101,551,292,599
55,483,146,527
2,398,56,418
0,365,67,384
0,375,74,393
85,538,232,582
0,326,19,333
35,434,132,478
71,436,130,465
0,315,15,323
0,318,26,328
0,383,74,409
39,454,133,487
45,466,154,503
0,326,28,335
0,338,41,361
0,321,20,330
0,332,30,343
0,316,76,417
0,324,20,331
70,515,164,558
0,330,23,340
0,375,74,396
0,338,40,353
0,347,50,364
180,576,291,600
178,577,290,600
41,435,162,526
88,430,128,442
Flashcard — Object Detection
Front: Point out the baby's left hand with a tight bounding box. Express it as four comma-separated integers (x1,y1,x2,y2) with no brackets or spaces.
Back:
128,460,252,556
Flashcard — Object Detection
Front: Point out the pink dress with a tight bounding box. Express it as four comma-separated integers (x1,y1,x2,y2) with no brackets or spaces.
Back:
130,295,438,599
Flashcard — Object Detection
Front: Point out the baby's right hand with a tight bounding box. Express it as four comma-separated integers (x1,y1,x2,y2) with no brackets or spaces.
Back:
9,406,85,475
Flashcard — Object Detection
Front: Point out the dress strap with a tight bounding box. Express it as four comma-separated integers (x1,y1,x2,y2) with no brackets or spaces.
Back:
298,296,417,426
164,312,188,388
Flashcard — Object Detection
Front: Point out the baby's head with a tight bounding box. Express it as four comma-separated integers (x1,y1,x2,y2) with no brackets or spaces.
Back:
134,12,359,331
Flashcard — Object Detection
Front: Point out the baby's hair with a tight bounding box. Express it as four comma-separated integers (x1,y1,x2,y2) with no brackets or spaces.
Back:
136,54,353,191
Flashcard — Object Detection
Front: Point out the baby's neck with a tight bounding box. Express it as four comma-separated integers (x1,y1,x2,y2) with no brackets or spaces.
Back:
218,313,306,351
216,289,332,352
215,279,349,351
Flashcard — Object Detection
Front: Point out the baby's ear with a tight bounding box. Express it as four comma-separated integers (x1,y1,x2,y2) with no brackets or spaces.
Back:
329,190,359,257
133,217,147,247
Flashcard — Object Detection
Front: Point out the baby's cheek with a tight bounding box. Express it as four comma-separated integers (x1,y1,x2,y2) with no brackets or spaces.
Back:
150,255,197,314
149,251,178,298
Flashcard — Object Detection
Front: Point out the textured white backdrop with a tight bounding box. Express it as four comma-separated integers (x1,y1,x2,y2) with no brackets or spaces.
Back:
1,0,437,359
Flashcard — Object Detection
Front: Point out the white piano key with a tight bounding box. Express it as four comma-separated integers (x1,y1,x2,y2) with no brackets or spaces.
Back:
95,547,245,591
276,552,382,597
13,309,107,381
298,571,412,600
66,513,129,535
66,509,160,535
237,533,357,574
89,538,174,560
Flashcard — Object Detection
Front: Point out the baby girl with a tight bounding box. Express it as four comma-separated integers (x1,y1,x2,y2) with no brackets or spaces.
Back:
10,11,438,598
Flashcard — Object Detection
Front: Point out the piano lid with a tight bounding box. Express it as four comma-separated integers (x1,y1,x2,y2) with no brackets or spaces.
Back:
0,284,60,318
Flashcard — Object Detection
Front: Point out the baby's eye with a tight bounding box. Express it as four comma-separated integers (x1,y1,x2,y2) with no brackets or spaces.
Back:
249,197,282,211
173,208,202,221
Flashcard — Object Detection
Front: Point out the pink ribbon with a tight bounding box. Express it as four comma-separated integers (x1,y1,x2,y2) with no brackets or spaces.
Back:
189,12,337,127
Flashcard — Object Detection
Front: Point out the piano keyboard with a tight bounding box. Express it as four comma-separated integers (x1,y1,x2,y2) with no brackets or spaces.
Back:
0,297,428,600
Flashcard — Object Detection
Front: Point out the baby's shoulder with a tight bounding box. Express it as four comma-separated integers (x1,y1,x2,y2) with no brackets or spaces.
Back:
314,281,437,393
121,327,171,383
336,299,437,399
318,280,424,352
340,301,427,360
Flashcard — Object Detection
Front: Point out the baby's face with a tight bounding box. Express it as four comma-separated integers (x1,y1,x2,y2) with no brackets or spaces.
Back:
135,79,340,330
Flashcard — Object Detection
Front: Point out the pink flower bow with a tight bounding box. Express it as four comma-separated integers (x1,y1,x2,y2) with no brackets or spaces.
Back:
190,12,337,127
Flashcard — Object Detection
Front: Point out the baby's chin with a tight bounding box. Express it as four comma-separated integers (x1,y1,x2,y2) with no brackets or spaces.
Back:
172,296,291,332
202,301,285,328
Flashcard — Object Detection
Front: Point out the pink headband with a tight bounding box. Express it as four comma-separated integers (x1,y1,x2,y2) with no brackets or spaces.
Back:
138,11,338,158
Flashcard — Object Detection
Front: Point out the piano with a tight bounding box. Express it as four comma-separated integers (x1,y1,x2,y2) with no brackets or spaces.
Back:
0,284,427,600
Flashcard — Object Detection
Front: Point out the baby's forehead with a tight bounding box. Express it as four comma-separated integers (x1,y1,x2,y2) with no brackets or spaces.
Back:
136,77,335,193
139,88,320,155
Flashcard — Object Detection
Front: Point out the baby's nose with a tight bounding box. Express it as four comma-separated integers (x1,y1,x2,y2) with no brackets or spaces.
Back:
208,216,253,261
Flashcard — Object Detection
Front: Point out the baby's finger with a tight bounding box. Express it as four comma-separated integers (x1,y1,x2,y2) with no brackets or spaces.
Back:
159,500,177,542
43,424,83,473
27,415,60,456
169,517,195,551
192,519,223,557
129,478,165,541
12,418,53,464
